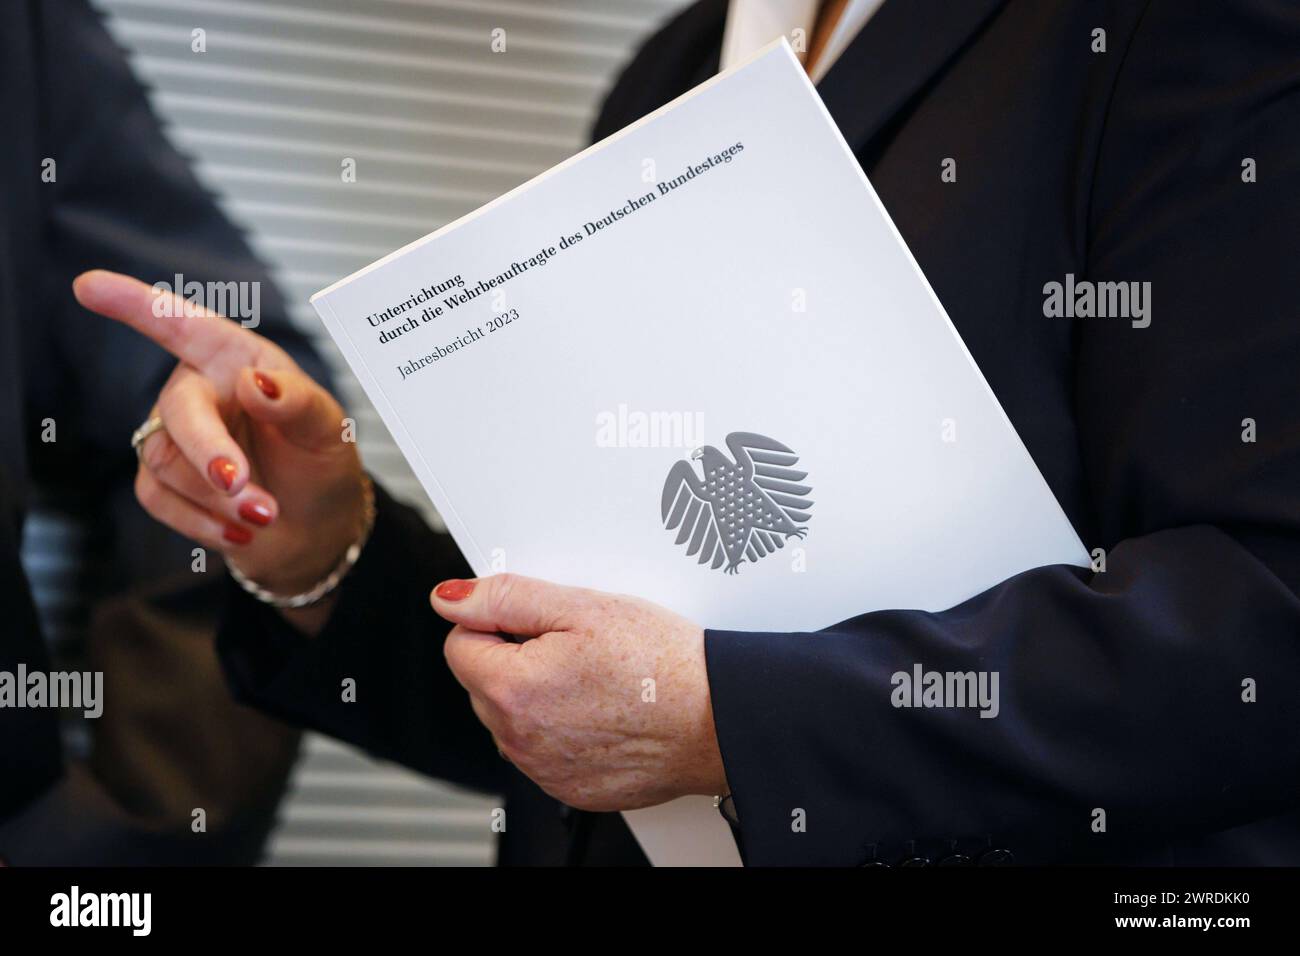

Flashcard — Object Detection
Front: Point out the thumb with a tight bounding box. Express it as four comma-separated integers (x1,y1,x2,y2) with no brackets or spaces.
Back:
431,573,582,638
235,365,348,452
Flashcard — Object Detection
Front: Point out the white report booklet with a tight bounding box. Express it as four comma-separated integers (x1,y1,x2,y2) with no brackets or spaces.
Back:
311,39,1089,866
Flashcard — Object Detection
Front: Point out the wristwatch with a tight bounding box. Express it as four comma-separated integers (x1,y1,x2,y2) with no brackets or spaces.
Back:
714,792,740,825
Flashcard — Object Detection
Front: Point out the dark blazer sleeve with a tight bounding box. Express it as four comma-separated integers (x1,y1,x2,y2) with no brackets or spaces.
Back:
216,482,505,794
704,0,1300,866
26,0,329,503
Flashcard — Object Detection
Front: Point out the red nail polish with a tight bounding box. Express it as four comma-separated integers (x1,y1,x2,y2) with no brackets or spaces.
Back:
254,371,280,400
435,579,476,602
208,457,238,491
238,501,274,526
223,524,254,545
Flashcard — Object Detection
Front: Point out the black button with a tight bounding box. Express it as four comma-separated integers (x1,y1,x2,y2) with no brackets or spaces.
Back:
859,860,891,867
898,856,930,867
978,848,1014,866
937,853,973,866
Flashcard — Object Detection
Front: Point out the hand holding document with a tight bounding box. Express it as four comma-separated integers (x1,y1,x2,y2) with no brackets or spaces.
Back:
310,40,1088,865
430,574,727,821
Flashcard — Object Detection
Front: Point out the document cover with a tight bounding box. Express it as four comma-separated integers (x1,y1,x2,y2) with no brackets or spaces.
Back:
311,40,1089,866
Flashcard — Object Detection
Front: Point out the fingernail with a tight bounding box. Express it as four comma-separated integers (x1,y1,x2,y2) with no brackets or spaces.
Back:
238,500,274,527
253,371,280,400
208,457,238,491
223,524,254,545
435,579,476,602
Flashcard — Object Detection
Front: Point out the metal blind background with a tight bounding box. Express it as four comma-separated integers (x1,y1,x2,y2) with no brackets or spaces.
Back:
27,0,688,866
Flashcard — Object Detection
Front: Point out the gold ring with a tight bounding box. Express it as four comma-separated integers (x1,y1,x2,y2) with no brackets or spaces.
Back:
130,416,166,461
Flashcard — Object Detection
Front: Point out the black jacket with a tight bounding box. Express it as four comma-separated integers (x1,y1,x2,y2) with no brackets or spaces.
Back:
0,0,325,862
219,0,1300,866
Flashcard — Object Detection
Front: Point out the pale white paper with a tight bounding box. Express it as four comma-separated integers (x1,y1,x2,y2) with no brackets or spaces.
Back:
311,40,1089,866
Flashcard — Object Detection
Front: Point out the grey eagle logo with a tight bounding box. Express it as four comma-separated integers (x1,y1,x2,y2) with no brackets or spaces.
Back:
661,432,812,574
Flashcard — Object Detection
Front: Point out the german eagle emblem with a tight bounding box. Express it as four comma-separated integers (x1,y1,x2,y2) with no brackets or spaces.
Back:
661,432,812,574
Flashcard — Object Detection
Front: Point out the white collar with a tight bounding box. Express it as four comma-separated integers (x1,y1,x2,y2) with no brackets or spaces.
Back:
721,0,886,82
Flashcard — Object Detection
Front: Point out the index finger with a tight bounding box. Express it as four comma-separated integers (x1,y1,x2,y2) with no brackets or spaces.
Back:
73,269,258,371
